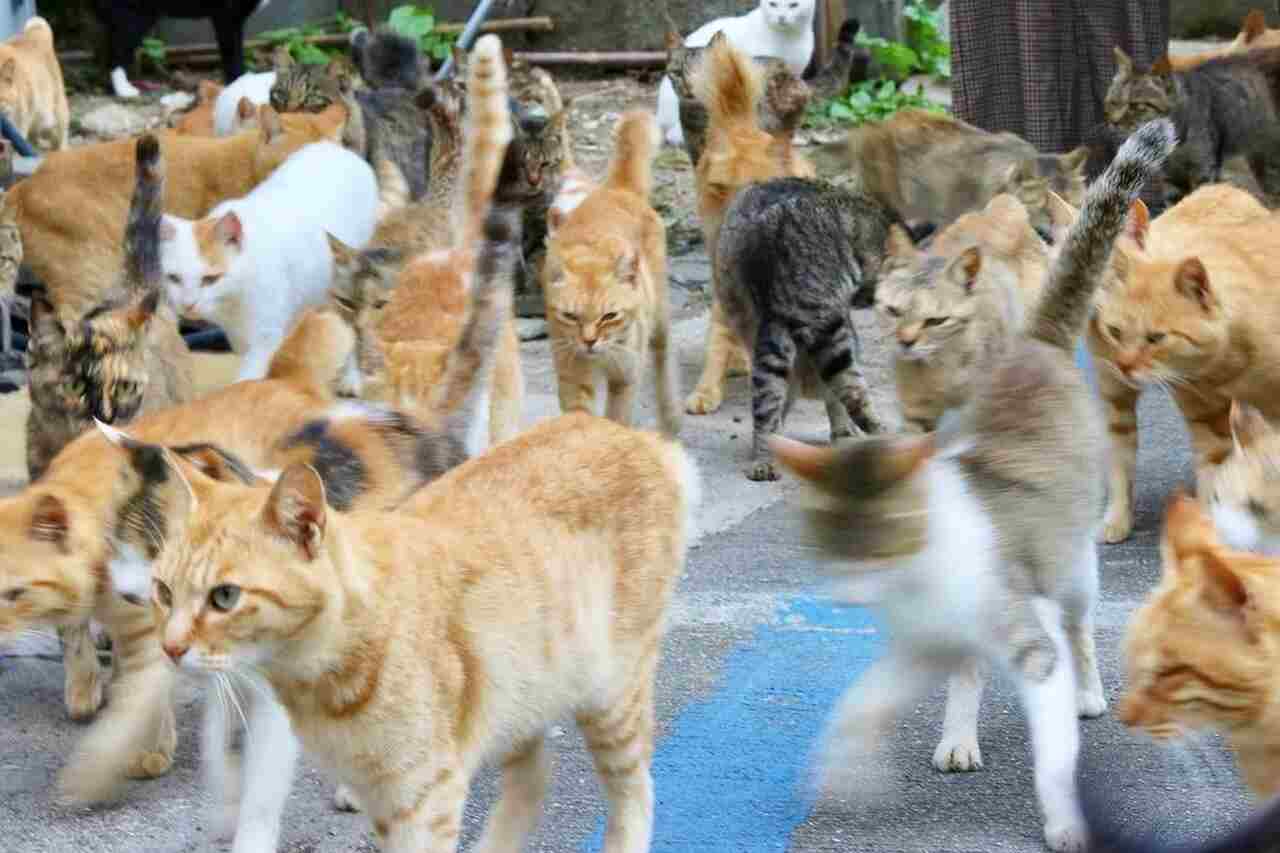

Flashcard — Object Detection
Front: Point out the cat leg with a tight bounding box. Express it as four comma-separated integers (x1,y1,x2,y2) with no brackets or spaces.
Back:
809,322,883,437
551,339,598,417
685,297,738,415
603,349,641,428
59,622,104,721
200,691,242,842
487,325,524,446
747,321,798,481
376,763,467,853
1063,541,1107,718
1008,599,1086,853
227,687,298,853
1177,389,1233,505
333,784,362,812
1097,366,1140,543
932,657,987,772
470,736,552,853
578,676,656,853
650,321,682,437
824,387,855,441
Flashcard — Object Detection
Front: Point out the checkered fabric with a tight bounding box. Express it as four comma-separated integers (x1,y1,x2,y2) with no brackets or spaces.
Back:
950,0,1170,154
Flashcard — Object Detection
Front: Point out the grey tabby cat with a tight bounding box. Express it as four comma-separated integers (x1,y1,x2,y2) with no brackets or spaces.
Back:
1105,46,1280,202
714,176,898,481
771,118,1176,853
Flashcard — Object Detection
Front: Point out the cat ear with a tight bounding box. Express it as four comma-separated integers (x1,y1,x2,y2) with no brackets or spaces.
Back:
771,435,933,487
264,463,327,561
1151,55,1174,77
1200,549,1253,628
236,96,256,123
1124,199,1150,249
214,212,243,250
1112,47,1133,76
1004,159,1034,188
124,290,159,331
769,436,838,483
1046,190,1077,237
257,105,284,145
1173,257,1214,311
272,45,295,70
615,250,641,285
28,292,63,340
708,30,729,50
197,79,223,103
29,494,69,549
947,246,982,294
0,59,15,86
325,231,356,267
884,224,915,260
1242,9,1267,44
1060,146,1089,175
171,444,259,486
1230,400,1271,452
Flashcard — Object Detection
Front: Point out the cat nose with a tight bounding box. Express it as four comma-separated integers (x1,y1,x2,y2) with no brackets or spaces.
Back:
898,336,916,350
162,639,189,663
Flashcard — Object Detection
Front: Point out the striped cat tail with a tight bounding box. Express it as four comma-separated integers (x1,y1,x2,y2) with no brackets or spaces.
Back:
459,34,513,247
373,157,410,221
695,31,764,132
1028,118,1175,352
124,133,165,291
603,110,660,199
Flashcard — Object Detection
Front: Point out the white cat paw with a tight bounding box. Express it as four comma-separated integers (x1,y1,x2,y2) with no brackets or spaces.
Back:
1099,508,1133,543
932,738,983,772
209,802,238,843
1044,819,1088,852
333,783,362,812
1076,688,1108,719
110,67,141,99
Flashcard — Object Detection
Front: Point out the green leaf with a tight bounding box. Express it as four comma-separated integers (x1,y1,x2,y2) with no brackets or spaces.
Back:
297,43,331,65
828,101,856,120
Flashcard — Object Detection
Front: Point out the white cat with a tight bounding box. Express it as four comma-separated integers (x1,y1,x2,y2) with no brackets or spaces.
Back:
656,0,816,147
213,71,277,135
160,140,377,381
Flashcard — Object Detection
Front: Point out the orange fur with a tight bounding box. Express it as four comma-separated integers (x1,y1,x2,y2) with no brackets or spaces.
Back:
0,17,68,150
3,104,347,317
1168,9,1280,70
172,80,224,136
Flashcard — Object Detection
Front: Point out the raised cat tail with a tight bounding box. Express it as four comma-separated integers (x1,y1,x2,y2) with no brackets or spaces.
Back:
603,110,660,199
430,207,521,438
459,33,513,247
695,32,765,132
124,134,166,290
1028,118,1175,352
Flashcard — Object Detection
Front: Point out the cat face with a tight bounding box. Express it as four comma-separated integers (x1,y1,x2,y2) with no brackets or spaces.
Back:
148,462,333,678
327,234,403,395
1210,402,1280,554
268,52,354,115
1104,49,1175,133
544,241,644,360
1118,493,1271,740
161,212,241,323
1004,152,1089,230
761,0,815,31
876,228,980,362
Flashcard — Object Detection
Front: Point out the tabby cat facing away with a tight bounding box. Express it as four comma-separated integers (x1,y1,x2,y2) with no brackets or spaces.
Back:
772,119,1176,852
544,110,681,437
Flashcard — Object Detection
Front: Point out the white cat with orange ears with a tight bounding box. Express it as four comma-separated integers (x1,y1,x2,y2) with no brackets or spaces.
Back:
160,139,378,380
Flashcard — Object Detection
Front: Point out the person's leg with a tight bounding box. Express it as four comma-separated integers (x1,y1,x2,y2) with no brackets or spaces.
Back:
95,0,156,98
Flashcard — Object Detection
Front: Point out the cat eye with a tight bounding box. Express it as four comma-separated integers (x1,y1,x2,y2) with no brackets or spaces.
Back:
153,579,173,608
1248,499,1268,519
924,317,948,327
373,299,390,311
167,274,181,285
209,584,241,612
200,275,221,288
332,295,356,312
882,305,901,317
1107,324,1124,341
601,312,619,323
1,587,24,603
1146,332,1166,344
559,311,579,323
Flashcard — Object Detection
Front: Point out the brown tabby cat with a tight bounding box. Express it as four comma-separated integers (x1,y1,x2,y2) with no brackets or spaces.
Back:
1119,491,1280,797
1,104,347,315
544,110,680,436
1088,183,1280,543
0,17,68,150
685,30,816,417
142,405,697,853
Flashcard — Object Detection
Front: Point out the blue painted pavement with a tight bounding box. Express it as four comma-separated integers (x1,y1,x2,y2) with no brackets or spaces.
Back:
585,597,887,853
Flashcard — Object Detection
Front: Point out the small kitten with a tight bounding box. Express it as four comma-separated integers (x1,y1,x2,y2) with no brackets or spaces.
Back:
159,139,378,381
0,17,68,150
544,110,681,437
715,176,893,480
1209,401,1280,554
772,119,1175,852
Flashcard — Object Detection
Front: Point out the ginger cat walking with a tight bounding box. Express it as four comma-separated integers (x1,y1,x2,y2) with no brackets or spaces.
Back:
0,17,68,150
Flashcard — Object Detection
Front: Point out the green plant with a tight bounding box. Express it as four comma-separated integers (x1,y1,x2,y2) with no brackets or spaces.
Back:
139,36,167,72
854,0,950,82
387,5,458,62
255,22,336,65
807,79,946,128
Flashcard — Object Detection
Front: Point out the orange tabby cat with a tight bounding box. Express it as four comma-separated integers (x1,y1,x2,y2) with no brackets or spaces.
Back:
0,17,68,150
1,103,347,316
144,408,698,853
1088,183,1280,543
685,30,815,416
1119,491,1280,796
544,109,680,436
172,80,224,136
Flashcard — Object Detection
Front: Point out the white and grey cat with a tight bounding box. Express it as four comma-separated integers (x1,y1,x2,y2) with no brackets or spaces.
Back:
656,0,816,147
772,118,1176,853
160,140,378,380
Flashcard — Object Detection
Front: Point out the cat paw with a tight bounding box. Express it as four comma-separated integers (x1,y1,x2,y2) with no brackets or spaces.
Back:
333,784,362,813
747,460,780,482
1076,688,1108,719
932,738,983,772
124,748,174,779
209,802,238,842
1044,819,1088,852
64,671,104,722
1099,508,1133,543
685,386,723,415
726,349,751,377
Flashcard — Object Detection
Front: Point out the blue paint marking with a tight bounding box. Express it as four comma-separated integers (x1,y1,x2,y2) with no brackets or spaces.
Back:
1075,339,1098,395
583,597,886,852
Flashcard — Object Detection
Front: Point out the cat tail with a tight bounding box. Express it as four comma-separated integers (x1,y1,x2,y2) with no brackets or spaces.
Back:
124,134,165,291
1082,785,1280,853
459,34,513,247
266,307,357,393
374,157,410,220
695,32,764,132
603,110,660,199
429,207,521,441
1027,118,1176,352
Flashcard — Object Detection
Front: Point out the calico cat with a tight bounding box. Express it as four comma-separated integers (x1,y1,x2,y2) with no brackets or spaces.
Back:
0,17,68,151
771,118,1175,852
1,103,347,316
1105,46,1280,201
837,109,1089,236
172,79,223,136
714,176,894,480
160,140,378,381
138,403,696,853
1210,401,1280,554
544,110,681,437
656,0,816,147
1088,183,1280,544
686,31,816,418
876,193,1073,433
